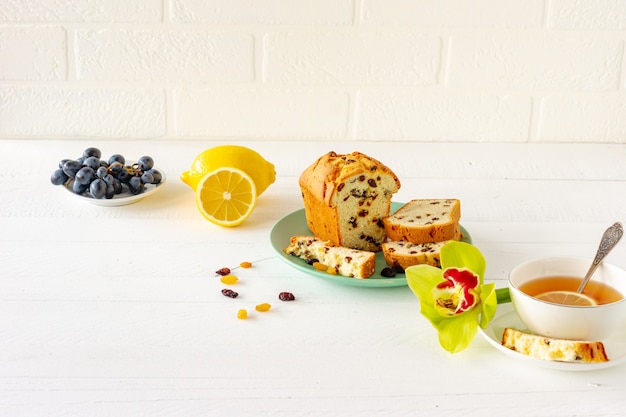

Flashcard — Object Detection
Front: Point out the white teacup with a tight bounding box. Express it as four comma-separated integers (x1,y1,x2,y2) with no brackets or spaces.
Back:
508,257,626,341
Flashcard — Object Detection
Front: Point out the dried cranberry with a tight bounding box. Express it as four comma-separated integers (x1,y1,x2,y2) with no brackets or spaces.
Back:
216,267,231,276
278,292,296,301
221,289,238,298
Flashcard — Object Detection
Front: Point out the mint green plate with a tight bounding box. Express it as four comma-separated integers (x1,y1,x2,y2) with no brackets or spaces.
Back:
269,202,471,288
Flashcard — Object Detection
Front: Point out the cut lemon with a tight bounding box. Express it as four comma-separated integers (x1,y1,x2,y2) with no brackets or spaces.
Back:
535,291,598,306
195,167,257,227
181,145,275,196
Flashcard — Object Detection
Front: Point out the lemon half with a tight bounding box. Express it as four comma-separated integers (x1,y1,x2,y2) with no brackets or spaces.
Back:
195,167,257,227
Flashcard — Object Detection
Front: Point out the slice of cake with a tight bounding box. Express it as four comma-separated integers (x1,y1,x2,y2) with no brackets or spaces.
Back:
284,235,376,279
299,151,400,252
381,240,448,270
501,327,609,363
383,199,461,244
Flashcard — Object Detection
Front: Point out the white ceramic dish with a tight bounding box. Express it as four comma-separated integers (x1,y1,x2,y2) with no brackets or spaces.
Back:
479,303,626,371
63,166,166,207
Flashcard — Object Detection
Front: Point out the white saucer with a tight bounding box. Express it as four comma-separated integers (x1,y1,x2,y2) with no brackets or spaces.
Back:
479,303,626,371
63,166,166,207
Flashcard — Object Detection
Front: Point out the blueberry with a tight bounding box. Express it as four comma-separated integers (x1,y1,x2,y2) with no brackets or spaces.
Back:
96,166,108,178
128,176,144,195
62,160,82,178
72,180,88,194
145,168,162,184
111,178,123,194
116,169,131,183
89,178,107,199
109,162,124,176
82,147,101,159
82,156,100,170
140,171,154,184
75,167,95,185
137,155,154,171
108,154,125,165
50,169,69,186
105,182,115,199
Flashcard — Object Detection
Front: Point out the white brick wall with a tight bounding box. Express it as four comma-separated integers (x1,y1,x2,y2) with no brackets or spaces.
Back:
0,0,625,143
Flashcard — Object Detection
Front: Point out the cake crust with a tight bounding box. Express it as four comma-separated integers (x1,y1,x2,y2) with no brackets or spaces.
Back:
383,199,461,244
501,327,609,363
382,240,447,270
299,151,400,251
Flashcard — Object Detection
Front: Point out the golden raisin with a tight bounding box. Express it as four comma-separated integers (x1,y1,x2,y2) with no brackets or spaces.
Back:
239,261,252,268
327,267,338,275
237,309,248,320
313,262,328,271
255,303,271,312
220,275,238,285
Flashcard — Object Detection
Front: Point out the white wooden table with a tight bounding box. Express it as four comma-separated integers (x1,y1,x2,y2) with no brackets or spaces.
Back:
1,140,625,417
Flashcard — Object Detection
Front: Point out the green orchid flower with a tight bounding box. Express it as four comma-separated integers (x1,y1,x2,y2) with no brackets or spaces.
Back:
406,241,498,354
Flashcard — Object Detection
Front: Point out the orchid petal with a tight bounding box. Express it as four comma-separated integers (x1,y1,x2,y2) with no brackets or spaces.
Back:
406,264,446,326
440,241,486,282
479,282,497,329
436,309,480,353
435,267,480,314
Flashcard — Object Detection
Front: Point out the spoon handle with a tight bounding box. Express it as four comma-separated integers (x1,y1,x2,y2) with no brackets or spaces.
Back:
577,222,624,293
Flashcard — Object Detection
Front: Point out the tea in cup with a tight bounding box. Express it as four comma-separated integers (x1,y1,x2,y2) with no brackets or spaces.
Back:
508,257,626,341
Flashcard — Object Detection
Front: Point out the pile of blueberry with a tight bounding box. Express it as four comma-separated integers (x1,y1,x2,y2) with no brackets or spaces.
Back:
50,147,162,199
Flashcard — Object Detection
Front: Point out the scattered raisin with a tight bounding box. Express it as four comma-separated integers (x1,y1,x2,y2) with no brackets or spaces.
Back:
255,303,271,312
237,309,248,320
279,292,296,301
220,275,239,285
313,262,328,271
221,289,239,298
216,267,231,276
381,267,397,277
239,261,252,268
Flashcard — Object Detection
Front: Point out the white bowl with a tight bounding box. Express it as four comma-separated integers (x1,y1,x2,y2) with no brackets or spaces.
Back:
509,257,626,341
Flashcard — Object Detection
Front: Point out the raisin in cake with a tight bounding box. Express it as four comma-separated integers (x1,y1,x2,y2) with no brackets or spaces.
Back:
382,240,448,270
284,235,376,279
501,328,609,363
299,151,400,252
383,199,461,244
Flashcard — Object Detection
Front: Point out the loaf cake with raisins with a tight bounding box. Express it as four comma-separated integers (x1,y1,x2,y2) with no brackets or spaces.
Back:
381,240,448,270
284,235,376,278
383,199,461,244
299,151,400,252
501,327,609,363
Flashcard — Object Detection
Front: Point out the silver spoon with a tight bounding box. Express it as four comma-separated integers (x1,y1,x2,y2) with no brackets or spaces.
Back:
577,222,624,294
